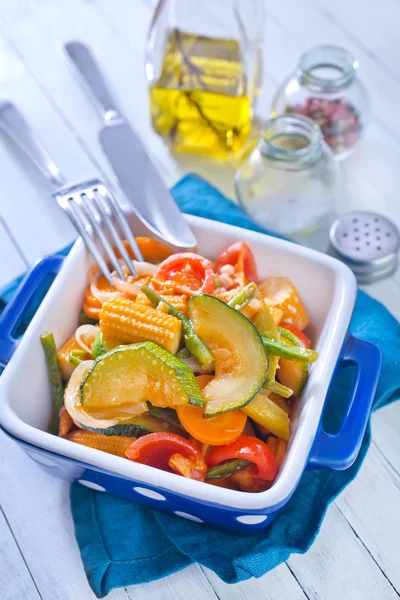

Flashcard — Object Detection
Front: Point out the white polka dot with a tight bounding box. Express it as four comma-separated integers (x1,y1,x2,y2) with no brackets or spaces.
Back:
174,511,203,523
237,515,268,524
28,453,56,467
133,487,166,501
78,479,106,492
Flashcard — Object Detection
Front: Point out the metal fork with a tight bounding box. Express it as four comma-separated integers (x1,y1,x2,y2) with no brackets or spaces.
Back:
0,101,143,284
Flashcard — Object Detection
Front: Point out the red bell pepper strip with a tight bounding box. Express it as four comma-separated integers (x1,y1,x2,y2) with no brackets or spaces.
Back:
214,242,258,286
207,436,277,481
125,432,207,481
155,253,215,296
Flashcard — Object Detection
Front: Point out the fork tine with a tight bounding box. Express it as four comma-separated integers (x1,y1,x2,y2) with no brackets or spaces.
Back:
66,200,115,285
76,193,126,280
91,189,137,278
96,184,144,262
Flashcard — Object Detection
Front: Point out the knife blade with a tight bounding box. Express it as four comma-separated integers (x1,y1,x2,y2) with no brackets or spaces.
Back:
65,41,197,250
100,117,197,249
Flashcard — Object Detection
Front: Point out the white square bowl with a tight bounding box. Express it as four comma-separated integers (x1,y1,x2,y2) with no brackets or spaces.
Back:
0,215,380,533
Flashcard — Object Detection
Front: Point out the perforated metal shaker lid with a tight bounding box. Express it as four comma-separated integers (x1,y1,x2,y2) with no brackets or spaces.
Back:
329,211,400,284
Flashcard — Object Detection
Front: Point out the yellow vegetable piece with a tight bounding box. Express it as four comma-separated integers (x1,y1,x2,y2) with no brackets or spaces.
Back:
67,429,133,457
100,297,182,354
242,392,290,441
258,276,310,331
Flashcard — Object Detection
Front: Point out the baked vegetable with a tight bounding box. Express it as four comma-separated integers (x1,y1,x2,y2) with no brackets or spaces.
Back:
126,432,207,480
142,284,214,369
188,295,268,417
79,342,204,420
277,327,310,396
41,332,64,434
241,393,290,441
66,429,133,457
258,276,309,331
78,412,184,438
99,297,182,354
206,458,252,480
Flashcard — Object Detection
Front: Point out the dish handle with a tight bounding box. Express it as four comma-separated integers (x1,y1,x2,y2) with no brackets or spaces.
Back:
308,334,381,470
0,255,64,366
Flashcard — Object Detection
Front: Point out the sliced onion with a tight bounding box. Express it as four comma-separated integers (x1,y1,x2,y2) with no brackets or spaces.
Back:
90,280,123,304
132,261,158,276
88,263,103,285
65,360,122,429
75,325,98,354
64,359,147,430
179,355,214,375
112,276,141,297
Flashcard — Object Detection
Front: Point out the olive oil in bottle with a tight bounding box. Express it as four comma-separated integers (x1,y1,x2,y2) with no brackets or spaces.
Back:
149,29,251,157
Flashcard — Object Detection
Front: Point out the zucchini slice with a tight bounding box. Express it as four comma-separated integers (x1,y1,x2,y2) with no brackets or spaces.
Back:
80,412,184,438
188,295,268,417
79,341,204,420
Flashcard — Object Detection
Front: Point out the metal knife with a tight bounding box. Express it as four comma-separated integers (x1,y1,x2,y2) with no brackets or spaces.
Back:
65,41,197,250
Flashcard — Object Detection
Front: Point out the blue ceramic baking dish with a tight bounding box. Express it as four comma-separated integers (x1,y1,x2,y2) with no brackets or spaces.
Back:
0,215,381,534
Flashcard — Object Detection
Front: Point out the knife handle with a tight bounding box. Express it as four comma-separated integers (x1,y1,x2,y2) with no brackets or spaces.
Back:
65,42,119,120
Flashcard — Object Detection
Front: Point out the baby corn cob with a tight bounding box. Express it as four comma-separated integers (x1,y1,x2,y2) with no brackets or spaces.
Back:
66,430,133,457
58,406,75,438
100,297,182,354
136,292,188,317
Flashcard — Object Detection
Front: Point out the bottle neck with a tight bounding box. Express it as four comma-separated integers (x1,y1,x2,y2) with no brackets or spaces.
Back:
298,44,358,93
259,115,323,169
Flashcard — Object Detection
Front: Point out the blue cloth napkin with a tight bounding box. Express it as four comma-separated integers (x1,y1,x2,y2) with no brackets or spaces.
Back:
1,174,399,597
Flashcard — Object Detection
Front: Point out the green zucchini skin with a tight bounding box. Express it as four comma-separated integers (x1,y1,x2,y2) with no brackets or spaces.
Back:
188,294,268,417
79,411,184,438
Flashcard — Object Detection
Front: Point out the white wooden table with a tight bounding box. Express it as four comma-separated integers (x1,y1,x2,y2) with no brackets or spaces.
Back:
0,1,399,599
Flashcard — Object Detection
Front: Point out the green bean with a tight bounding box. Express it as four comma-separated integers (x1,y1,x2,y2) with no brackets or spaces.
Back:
40,332,64,434
227,283,258,310
68,349,87,366
264,379,293,398
262,334,318,363
206,459,253,480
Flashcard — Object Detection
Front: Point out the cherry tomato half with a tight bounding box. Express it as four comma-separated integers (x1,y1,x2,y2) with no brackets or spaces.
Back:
214,242,258,287
156,253,215,296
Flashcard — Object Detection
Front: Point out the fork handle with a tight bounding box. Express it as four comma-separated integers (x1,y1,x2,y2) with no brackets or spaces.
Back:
65,42,120,120
0,101,66,189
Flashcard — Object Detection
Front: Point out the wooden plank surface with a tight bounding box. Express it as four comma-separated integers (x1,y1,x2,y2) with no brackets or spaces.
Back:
0,0,399,599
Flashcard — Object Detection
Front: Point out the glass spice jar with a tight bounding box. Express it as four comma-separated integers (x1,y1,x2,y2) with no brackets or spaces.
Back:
271,45,369,160
235,115,340,245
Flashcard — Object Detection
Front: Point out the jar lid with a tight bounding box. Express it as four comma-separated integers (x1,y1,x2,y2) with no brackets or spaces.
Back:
329,211,400,284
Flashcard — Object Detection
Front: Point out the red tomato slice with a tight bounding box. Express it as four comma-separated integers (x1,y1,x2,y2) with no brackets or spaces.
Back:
207,435,277,481
282,323,311,348
214,242,258,287
125,432,207,481
156,253,215,296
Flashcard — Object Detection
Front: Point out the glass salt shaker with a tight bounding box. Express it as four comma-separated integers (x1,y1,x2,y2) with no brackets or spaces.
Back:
272,45,370,160
235,114,340,250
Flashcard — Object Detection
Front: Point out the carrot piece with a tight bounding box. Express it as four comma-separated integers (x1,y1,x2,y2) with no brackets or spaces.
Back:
83,301,101,320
